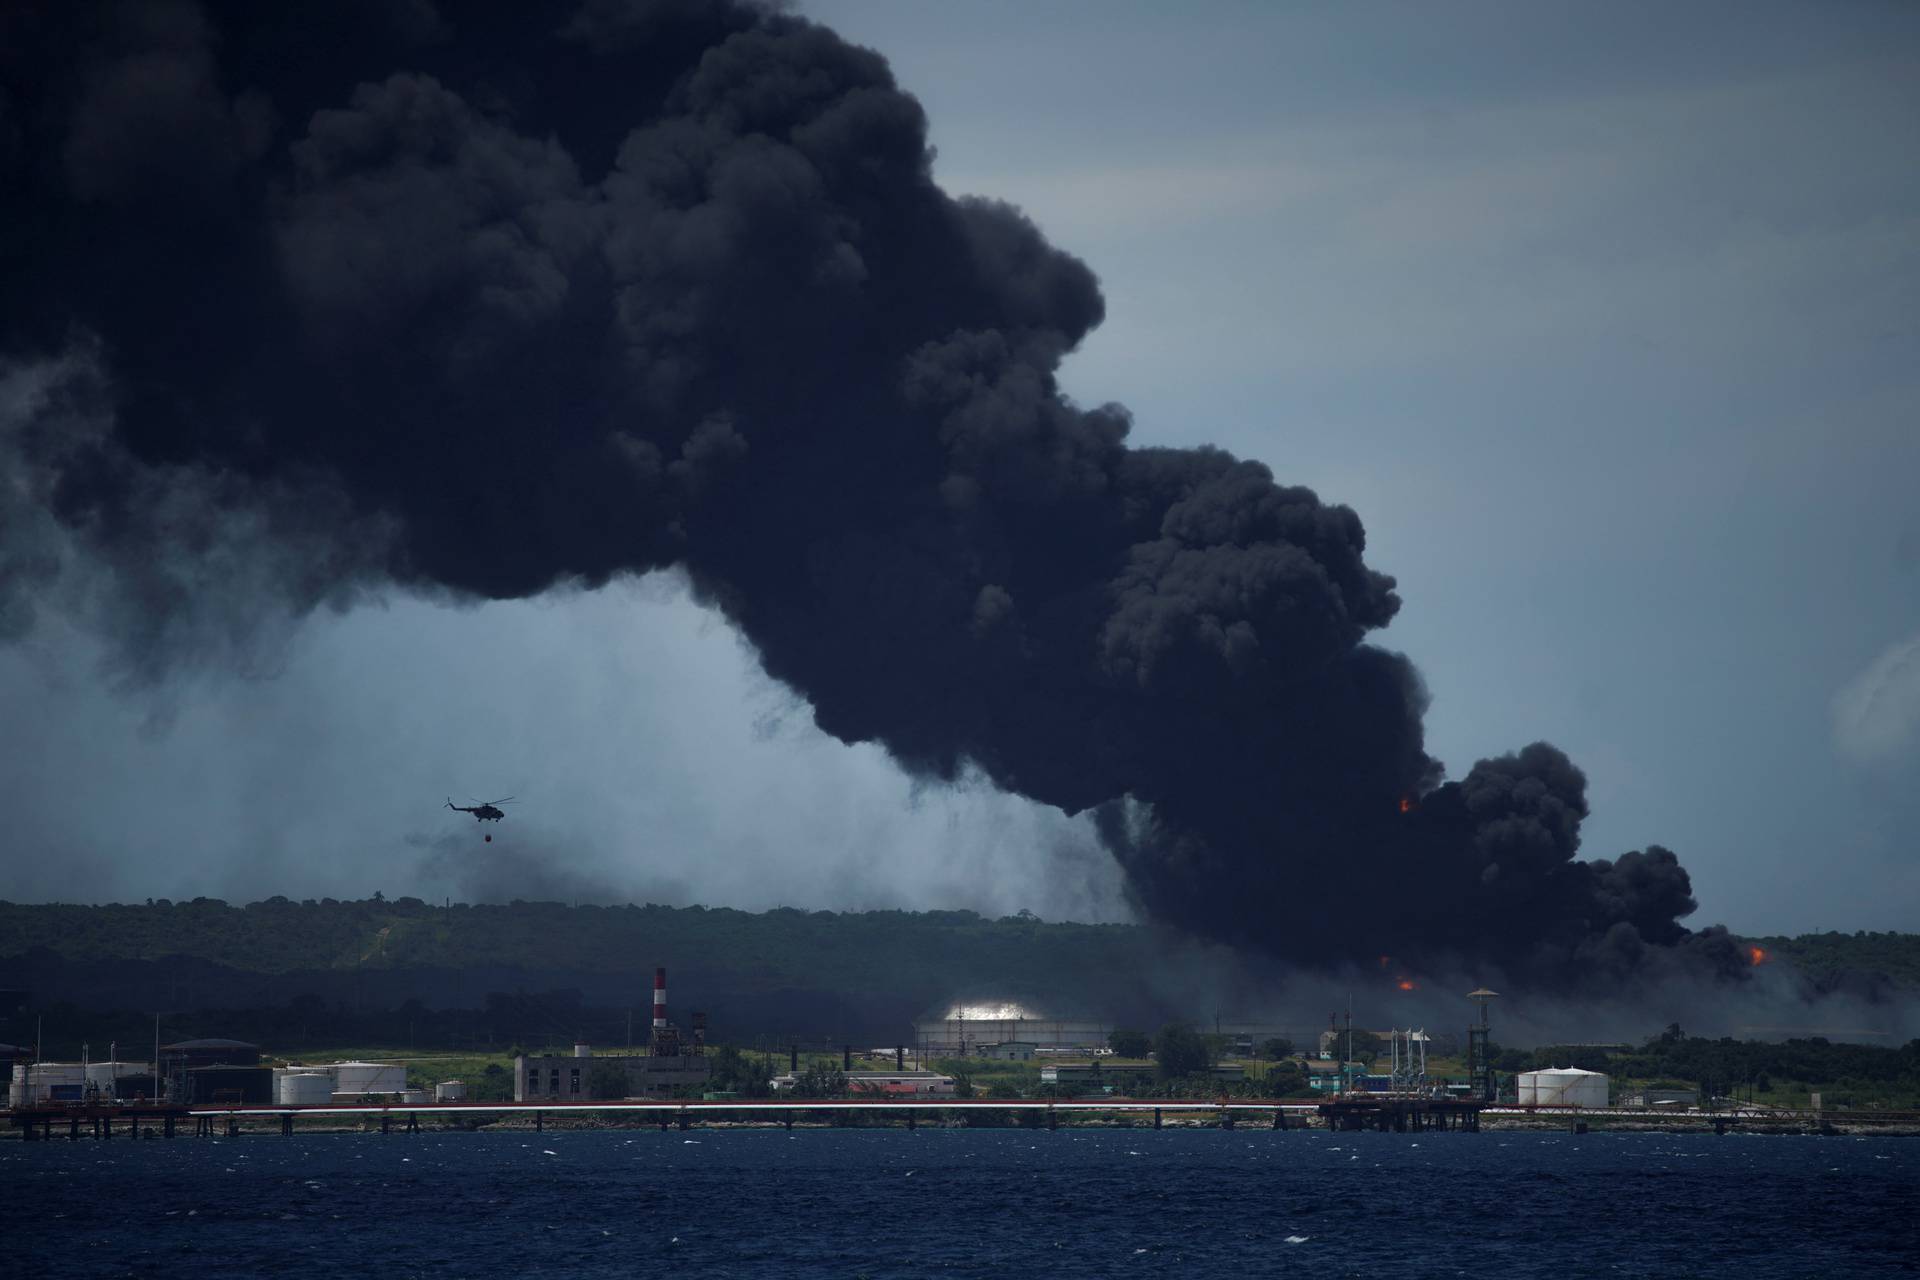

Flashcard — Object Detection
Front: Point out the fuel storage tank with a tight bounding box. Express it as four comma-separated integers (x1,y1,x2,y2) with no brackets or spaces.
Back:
1517,1067,1609,1108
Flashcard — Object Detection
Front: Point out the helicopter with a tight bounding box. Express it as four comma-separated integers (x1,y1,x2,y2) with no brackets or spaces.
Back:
447,796,515,823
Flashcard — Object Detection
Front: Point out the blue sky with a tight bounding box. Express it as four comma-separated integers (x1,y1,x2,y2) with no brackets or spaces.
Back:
1,0,1914,933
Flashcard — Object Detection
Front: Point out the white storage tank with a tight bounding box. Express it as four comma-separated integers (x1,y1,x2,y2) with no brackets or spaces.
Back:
435,1080,466,1102
331,1061,406,1096
1518,1067,1609,1108
401,1088,432,1106
275,1070,334,1106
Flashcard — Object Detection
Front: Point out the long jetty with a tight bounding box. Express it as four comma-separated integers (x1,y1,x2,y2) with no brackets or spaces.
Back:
10,1096,1913,1141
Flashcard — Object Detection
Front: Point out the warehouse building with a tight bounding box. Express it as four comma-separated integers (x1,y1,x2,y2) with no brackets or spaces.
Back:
161,1039,268,1104
515,1044,711,1100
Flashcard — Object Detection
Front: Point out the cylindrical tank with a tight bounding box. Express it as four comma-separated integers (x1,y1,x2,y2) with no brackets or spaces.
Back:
332,1062,406,1095
401,1088,432,1106
435,1080,466,1102
1519,1068,1609,1108
574,1043,591,1059
276,1070,334,1105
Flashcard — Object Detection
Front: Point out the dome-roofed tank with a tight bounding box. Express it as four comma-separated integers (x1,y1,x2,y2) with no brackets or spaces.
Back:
1517,1067,1609,1108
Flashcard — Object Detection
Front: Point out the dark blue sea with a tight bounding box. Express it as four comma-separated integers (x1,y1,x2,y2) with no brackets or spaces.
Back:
5,1127,1915,1277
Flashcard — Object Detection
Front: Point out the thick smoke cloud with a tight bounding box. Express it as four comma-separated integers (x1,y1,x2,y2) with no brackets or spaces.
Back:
0,0,1739,986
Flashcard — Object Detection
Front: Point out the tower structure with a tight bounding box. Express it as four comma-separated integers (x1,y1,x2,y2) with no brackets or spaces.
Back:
1466,988,1499,1101
650,967,679,1056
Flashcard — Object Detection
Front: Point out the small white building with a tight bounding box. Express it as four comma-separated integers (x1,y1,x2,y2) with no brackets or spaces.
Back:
1517,1067,1609,1108
9,1063,86,1106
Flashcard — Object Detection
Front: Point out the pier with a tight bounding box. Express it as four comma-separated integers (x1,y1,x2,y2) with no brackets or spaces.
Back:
11,1097,1915,1141
1319,1094,1484,1132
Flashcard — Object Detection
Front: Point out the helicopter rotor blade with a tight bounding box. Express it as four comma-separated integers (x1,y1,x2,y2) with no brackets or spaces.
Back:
482,796,517,805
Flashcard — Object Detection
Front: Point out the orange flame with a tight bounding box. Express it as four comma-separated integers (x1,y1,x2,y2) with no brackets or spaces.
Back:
1749,946,1767,966
1398,796,1414,814
1396,978,1416,992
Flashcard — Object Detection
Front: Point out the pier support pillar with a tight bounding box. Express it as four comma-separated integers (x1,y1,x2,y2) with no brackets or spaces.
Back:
907,1110,916,1131
678,1107,690,1132
69,1117,79,1141
1153,1108,1162,1130
784,1112,793,1131
164,1115,176,1139
1222,1109,1234,1131
380,1115,392,1135
1272,1110,1284,1131
1047,1106,1057,1132
535,1111,542,1132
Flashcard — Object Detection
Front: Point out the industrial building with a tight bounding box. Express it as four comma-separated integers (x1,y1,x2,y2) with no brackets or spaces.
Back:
978,1042,1037,1061
161,1038,269,1105
515,967,712,1101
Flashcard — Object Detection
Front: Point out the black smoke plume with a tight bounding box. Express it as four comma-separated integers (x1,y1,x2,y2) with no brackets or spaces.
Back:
0,0,1742,986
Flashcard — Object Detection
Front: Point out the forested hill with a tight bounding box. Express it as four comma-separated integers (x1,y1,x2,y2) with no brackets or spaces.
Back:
0,896,1159,988
0,899,1915,1041
0,897,1171,1034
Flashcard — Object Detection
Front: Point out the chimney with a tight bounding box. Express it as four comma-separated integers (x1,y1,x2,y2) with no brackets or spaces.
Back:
790,1044,798,1072
653,967,667,1031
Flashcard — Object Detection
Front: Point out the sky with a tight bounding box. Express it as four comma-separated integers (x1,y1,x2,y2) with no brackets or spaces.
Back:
1,0,1915,935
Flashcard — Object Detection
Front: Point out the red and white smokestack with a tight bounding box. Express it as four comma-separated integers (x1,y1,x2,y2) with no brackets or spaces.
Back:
653,966,667,1031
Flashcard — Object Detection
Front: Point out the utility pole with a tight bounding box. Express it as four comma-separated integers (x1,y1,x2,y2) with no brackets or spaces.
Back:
1344,999,1353,1093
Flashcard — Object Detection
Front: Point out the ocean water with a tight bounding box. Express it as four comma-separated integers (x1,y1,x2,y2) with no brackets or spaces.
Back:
4,1127,1915,1277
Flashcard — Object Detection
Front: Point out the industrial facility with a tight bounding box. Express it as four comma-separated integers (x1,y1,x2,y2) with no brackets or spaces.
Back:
912,1002,1296,1058
515,967,712,1101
